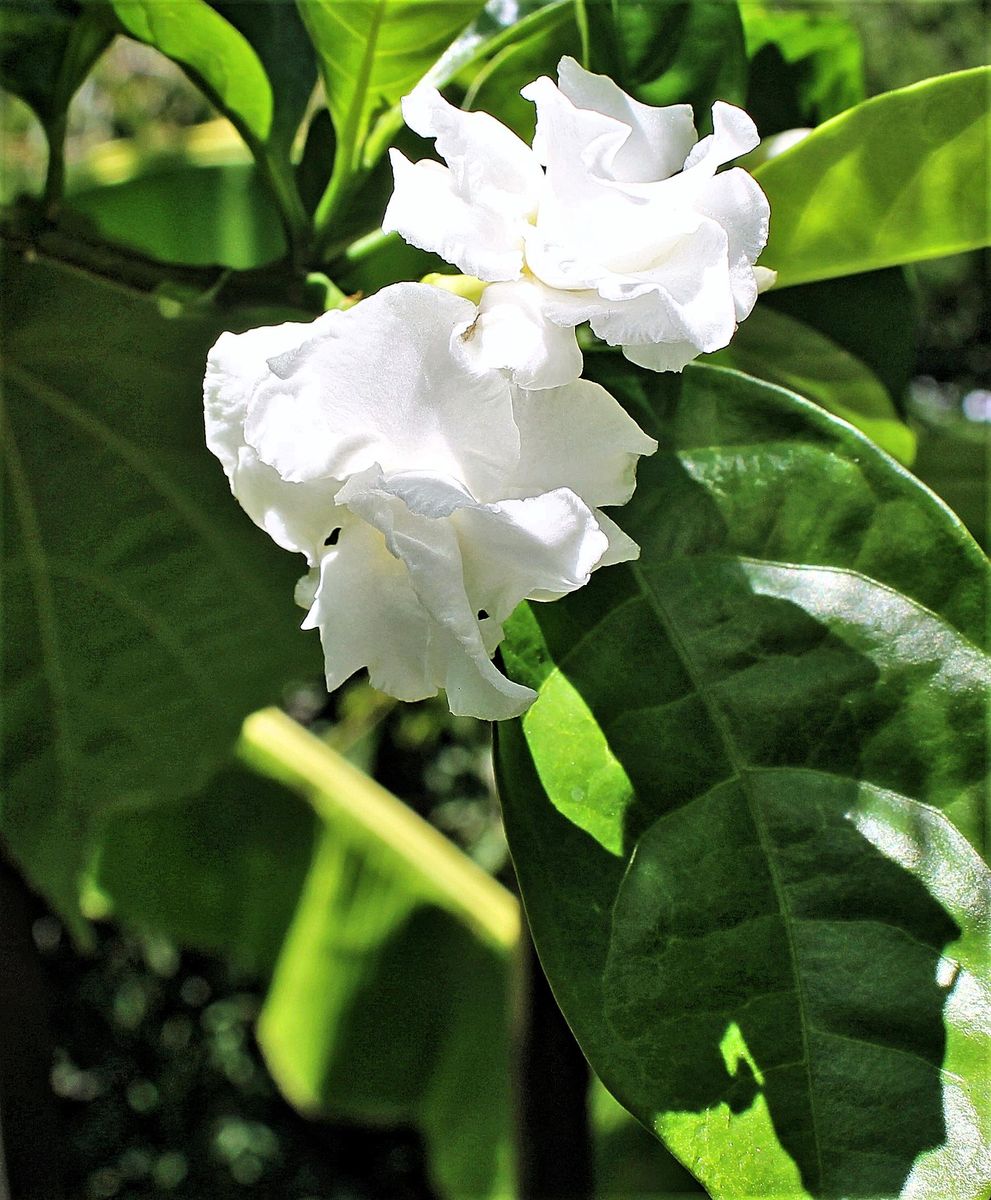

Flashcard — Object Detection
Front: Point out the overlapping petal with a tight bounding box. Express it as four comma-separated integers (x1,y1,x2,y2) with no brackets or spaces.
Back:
388,56,772,386
203,282,656,719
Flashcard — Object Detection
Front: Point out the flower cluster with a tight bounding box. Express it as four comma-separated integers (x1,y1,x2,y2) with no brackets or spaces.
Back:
204,60,771,719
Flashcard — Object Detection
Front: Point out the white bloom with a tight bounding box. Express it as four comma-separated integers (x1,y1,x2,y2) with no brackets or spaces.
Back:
384,56,773,388
204,283,656,720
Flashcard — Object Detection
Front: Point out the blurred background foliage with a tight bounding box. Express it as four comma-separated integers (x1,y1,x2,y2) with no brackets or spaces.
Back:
1,2,987,1198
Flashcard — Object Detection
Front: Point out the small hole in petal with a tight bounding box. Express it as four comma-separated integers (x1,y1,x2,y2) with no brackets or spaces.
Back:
477,609,489,621
324,528,341,546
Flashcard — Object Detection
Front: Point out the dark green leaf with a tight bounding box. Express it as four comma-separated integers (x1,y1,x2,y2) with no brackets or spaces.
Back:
0,242,315,920
762,268,917,405
87,766,317,977
742,1,864,135
211,0,318,155
497,362,990,1197
756,68,991,286
709,306,916,464
0,0,112,126
581,0,747,129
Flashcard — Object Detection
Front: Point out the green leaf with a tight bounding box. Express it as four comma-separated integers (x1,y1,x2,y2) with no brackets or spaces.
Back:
742,1,864,134
67,162,287,269
762,267,917,406
0,0,112,126
244,710,519,1200
0,242,315,921
107,0,273,144
211,0,318,156
496,363,990,1198
302,0,486,235
105,1,309,253
458,1,580,142
709,306,917,465
756,68,991,287
581,0,747,126
86,765,318,977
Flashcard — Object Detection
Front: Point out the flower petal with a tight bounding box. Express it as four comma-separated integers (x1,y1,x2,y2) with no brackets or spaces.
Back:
508,378,658,507
466,278,584,389
334,466,537,719
205,321,345,561
682,100,760,174
244,284,521,501
556,56,697,183
384,151,526,281
383,85,543,282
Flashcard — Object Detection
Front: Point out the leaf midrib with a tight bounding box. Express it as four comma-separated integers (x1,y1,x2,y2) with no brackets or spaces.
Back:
630,557,828,1192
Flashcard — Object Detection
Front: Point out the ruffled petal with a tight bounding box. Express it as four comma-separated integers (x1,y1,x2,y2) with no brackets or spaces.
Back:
590,509,641,567
556,56,697,183
694,167,771,320
383,85,542,282
682,100,761,174
466,278,584,389
205,321,344,562
401,85,543,215
335,466,537,719
454,488,608,617
508,379,658,507
384,152,526,281
243,284,521,500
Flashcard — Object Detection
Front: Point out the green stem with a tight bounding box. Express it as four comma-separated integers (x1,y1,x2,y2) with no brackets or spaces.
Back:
42,115,67,215
256,150,310,270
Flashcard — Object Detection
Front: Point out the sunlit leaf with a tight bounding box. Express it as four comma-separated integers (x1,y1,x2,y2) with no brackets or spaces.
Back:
756,68,991,286
497,362,990,1198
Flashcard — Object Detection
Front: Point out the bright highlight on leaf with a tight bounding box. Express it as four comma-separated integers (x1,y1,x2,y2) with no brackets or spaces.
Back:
204,283,655,720
385,55,774,387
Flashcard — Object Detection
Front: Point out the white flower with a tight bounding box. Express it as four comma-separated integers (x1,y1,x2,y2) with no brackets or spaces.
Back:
204,283,656,720
384,56,773,388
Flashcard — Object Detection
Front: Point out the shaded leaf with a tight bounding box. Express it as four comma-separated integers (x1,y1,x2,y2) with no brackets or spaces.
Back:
67,161,286,269
742,1,864,134
497,362,989,1198
582,0,747,128
0,242,315,920
0,0,112,126
710,306,916,464
87,766,317,977
762,267,917,406
756,68,991,286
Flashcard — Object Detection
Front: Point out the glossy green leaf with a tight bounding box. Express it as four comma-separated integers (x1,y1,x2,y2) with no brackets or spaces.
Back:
581,0,747,126
762,267,916,406
459,1,580,142
756,68,991,286
245,710,519,1200
108,0,273,144
0,242,315,920
710,306,916,464
302,0,485,235
0,0,112,126
67,161,286,269
742,1,864,134
497,362,990,1198
211,0,317,155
